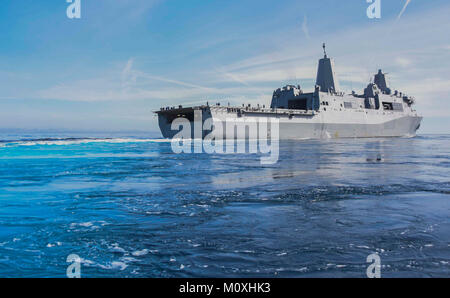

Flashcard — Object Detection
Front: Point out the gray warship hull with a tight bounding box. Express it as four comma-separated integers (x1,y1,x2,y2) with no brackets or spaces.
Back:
156,105,422,140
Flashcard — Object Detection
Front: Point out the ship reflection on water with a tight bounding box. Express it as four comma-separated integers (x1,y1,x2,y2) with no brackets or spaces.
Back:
210,137,422,190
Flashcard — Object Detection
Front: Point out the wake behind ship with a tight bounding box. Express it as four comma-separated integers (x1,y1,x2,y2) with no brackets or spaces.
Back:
155,44,422,139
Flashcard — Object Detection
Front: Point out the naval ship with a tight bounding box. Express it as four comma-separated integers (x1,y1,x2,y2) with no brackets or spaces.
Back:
156,44,422,139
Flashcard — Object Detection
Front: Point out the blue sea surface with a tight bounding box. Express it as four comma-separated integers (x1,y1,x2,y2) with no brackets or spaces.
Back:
0,132,448,277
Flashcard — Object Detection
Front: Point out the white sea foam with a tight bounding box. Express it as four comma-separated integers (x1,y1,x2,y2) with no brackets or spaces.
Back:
70,222,93,228
131,249,149,256
1,138,170,147
80,258,95,266
98,261,128,271
356,245,370,249
70,221,108,230
109,243,126,253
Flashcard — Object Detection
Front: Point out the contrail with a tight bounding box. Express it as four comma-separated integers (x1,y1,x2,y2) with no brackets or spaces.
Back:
397,0,412,19
302,15,310,39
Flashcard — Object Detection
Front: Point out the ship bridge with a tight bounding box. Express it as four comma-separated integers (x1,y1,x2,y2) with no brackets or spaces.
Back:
270,43,339,111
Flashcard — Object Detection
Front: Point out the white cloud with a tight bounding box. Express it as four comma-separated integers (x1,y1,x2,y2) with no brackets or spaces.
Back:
121,58,137,89
216,65,316,84
395,57,412,68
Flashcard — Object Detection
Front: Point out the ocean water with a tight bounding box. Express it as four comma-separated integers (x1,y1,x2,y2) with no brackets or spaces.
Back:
0,132,448,277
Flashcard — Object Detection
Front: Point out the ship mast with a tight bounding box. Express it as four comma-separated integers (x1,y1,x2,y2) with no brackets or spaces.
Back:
316,43,339,93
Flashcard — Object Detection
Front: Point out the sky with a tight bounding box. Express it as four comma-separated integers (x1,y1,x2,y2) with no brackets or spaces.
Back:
0,0,449,134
